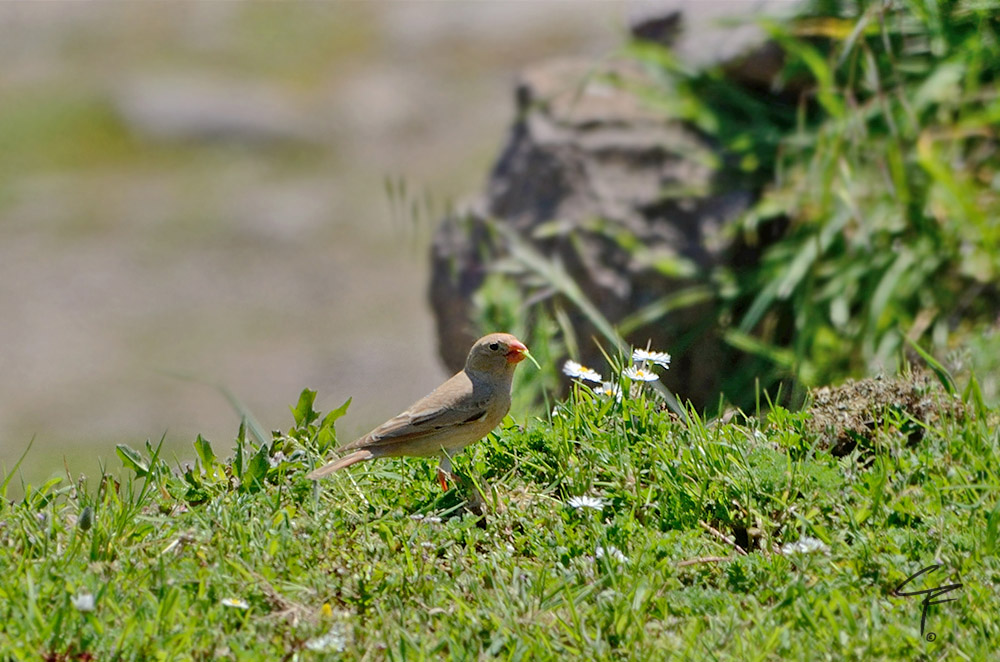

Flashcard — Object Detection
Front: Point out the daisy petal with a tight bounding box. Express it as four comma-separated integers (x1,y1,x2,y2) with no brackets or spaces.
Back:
780,536,829,555
562,360,603,383
596,545,628,563
594,381,622,401
221,597,250,609
632,348,672,368
567,495,605,511
623,365,660,382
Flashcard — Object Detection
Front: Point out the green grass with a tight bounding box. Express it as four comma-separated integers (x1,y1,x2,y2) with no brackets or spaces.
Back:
2,373,997,660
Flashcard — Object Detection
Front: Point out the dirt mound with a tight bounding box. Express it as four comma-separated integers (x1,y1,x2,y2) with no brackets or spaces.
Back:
806,372,967,456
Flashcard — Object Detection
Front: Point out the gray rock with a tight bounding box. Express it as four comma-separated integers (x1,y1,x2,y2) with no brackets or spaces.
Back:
628,0,806,90
429,56,755,404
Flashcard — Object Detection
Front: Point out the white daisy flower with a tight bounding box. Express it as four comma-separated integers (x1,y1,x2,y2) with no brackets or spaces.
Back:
780,536,829,555
305,624,349,653
596,545,628,563
623,365,660,382
221,597,250,609
71,592,95,613
594,381,622,401
632,348,672,368
567,495,605,511
562,360,603,383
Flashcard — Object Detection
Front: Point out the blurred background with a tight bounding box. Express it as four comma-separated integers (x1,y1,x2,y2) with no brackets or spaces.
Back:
0,3,624,487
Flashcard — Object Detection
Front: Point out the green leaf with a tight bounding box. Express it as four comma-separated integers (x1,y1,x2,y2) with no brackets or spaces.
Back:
868,249,916,332
234,420,246,479
723,329,795,369
242,445,270,490
316,397,352,452
194,435,216,468
116,444,149,477
913,60,964,112
962,373,986,419
321,397,352,429
291,389,319,428
904,337,955,395
1,436,35,498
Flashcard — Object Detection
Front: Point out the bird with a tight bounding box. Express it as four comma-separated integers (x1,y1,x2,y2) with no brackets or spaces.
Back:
306,332,530,489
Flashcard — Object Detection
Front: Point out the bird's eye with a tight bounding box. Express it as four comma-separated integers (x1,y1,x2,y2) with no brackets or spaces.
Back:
489,342,500,351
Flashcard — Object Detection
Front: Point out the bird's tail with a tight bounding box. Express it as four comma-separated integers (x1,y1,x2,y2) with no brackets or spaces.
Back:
306,449,374,480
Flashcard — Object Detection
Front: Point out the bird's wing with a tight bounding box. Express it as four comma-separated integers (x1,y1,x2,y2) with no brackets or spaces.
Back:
340,372,491,451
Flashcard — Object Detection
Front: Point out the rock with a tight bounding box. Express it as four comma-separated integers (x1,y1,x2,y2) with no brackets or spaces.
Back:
428,56,754,405
628,0,806,90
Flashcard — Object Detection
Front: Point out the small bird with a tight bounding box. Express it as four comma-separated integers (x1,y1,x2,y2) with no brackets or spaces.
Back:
306,332,530,488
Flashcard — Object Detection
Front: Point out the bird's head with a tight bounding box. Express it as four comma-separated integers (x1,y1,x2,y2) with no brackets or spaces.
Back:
465,333,530,374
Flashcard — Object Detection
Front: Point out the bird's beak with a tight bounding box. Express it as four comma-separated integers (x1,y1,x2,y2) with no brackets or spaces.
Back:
506,340,529,364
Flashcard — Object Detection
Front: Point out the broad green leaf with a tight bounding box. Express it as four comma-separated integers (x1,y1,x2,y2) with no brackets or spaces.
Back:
194,435,216,468
321,397,352,429
291,389,319,427
242,445,270,490
116,444,148,477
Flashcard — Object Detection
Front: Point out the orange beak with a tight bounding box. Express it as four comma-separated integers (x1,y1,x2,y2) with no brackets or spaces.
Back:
506,340,529,364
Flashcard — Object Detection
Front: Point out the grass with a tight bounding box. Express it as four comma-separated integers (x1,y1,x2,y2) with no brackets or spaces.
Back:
2,365,997,660
3,3,999,658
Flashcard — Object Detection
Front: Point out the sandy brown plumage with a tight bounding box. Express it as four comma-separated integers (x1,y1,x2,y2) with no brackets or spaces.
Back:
306,333,529,487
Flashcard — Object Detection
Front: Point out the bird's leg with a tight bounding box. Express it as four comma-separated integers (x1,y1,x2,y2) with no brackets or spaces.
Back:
437,453,453,491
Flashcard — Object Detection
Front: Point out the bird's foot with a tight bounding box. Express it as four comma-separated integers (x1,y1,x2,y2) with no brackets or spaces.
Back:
436,466,454,491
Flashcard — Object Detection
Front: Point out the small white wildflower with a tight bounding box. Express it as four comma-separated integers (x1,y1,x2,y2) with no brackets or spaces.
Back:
623,365,660,382
562,360,603,383
594,381,622,401
71,591,95,613
567,496,605,511
780,536,829,555
221,597,250,609
595,545,628,563
632,349,672,368
305,624,348,653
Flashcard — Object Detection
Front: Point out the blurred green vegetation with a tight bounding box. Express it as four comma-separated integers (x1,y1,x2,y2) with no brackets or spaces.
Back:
476,0,1000,413
639,0,1000,404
